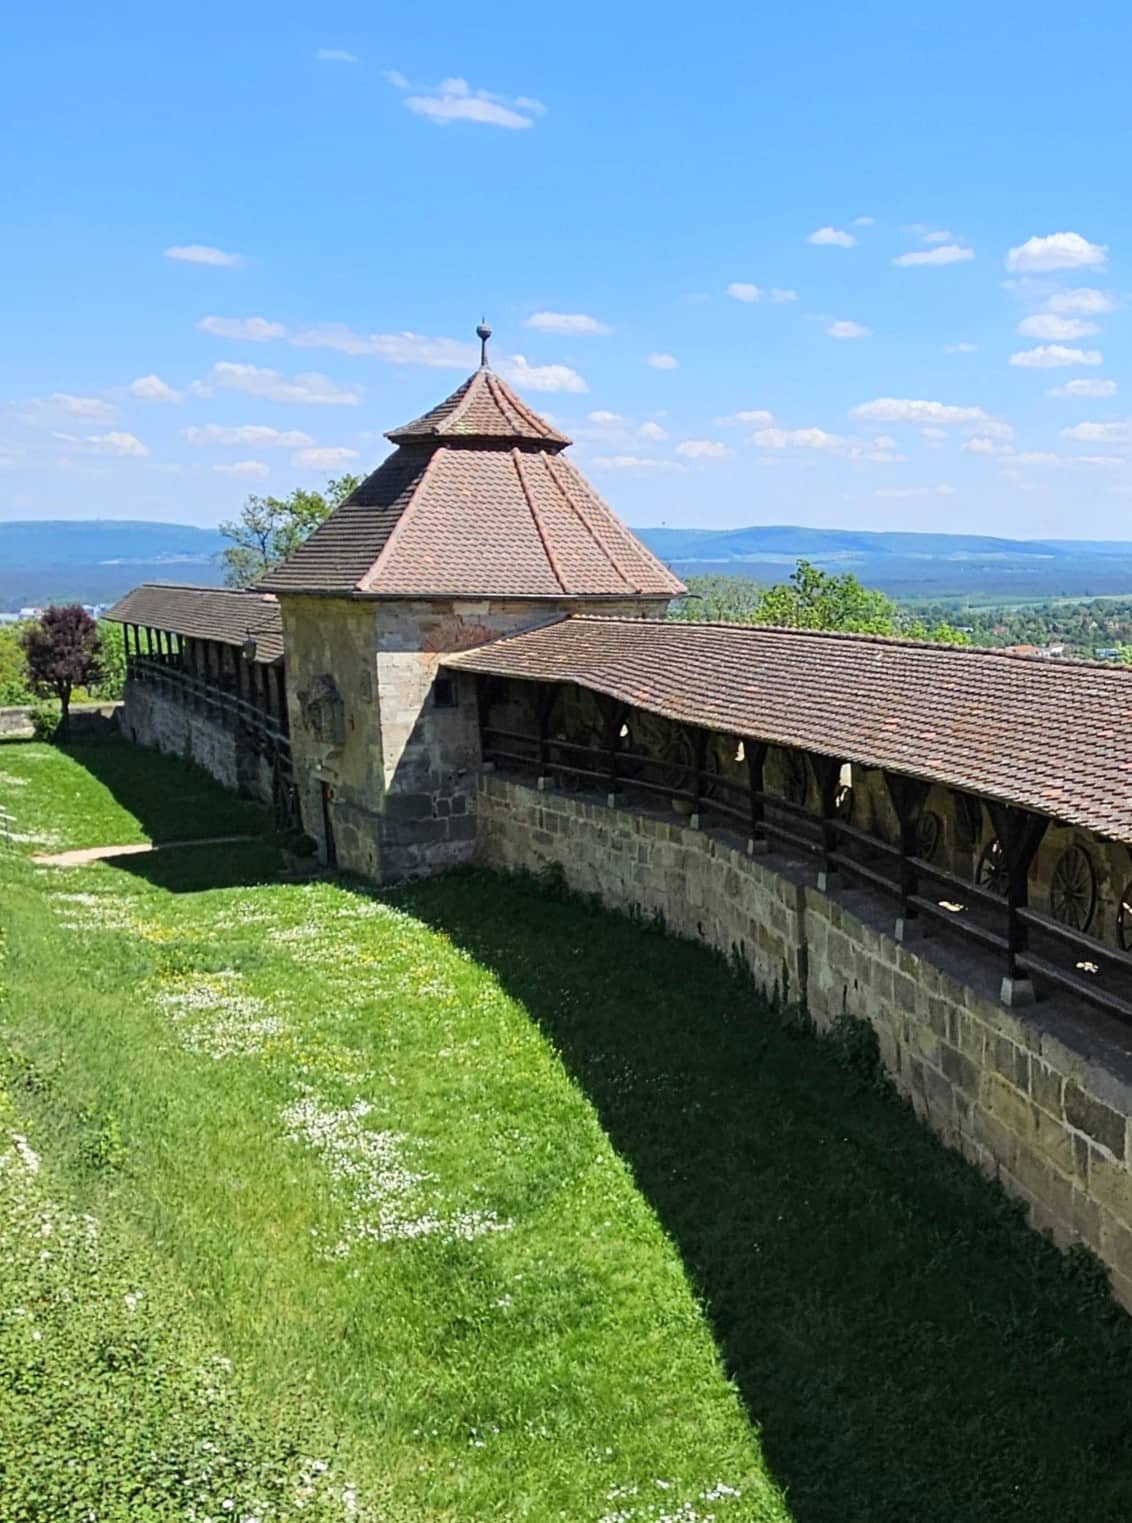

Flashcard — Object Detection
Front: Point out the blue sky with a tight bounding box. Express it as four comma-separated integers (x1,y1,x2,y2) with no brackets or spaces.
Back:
4,1,1132,538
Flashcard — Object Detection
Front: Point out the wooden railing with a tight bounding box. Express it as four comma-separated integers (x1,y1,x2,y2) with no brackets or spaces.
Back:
128,655,289,754
482,722,1132,1026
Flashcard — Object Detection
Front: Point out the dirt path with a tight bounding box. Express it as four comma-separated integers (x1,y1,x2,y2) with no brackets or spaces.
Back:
32,835,258,867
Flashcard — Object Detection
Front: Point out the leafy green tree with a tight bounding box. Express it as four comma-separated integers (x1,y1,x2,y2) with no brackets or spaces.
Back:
21,605,102,734
218,475,361,587
0,623,34,705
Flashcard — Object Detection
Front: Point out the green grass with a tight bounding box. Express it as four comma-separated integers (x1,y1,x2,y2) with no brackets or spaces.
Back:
4,742,1132,1520
0,736,269,851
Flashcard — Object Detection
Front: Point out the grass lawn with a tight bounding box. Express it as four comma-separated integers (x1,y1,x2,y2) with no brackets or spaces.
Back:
3,741,1132,1520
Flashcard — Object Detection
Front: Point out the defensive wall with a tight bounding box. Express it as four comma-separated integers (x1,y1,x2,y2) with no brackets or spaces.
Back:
475,771,1132,1312
120,679,276,804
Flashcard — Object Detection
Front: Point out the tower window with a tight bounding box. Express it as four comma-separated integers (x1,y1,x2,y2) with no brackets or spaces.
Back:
434,676,458,709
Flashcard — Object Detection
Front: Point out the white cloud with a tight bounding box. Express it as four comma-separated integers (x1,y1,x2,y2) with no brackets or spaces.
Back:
647,353,679,370
922,230,953,244
1017,313,1100,341
1013,451,1061,466
591,455,683,472
184,424,314,448
892,244,974,267
395,74,544,130
849,397,1000,428
873,435,897,449
1047,378,1117,398
1075,455,1126,467
944,342,979,354
752,426,846,451
875,485,956,498
194,362,363,405
1046,287,1113,315
214,459,269,477
1005,232,1108,272
315,48,358,62
714,408,773,426
292,325,476,367
56,430,148,458
920,426,948,442
1062,420,1132,446
197,315,288,342
21,392,117,424
825,319,872,339
964,437,1008,456
726,282,798,303
497,355,586,393
808,226,856,247
587,410,627,426
675,439,730,459
292,446,361,469
128,374,182,403
638,420,668,441
523,311,611,336
164,244,242,267
853,215,875,226
1009,344,1103,369
383,69,410,89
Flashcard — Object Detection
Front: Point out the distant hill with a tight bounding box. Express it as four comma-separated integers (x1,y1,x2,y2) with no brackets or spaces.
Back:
635,525,1132,602
0,520,226,609
5,518,1132,611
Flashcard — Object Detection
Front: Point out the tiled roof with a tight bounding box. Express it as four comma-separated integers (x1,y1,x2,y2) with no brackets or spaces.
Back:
445,617,1132,842
104,584,284,664
259,368,684,600
386,367,571,447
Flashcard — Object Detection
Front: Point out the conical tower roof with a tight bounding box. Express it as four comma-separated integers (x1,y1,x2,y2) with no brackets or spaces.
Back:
258,325,684,602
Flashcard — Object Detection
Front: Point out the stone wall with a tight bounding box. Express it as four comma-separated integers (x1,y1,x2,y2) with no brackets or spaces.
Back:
277,595,668,881
120,682,274,804
476,773,1132,1311
0,702,122,738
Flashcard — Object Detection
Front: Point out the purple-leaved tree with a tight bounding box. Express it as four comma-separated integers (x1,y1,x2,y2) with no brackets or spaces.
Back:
21,605,103,736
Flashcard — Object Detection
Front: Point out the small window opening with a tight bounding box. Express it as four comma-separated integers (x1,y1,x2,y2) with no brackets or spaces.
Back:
434,676,458,709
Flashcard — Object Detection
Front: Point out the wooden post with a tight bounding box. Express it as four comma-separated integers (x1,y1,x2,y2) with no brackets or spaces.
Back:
688,726,708,826
535,684,558,789
746,740,768,853
275,666,289,735
884,772,932,941
812,755,841,892
990,803,1048,1007
602,698,625,805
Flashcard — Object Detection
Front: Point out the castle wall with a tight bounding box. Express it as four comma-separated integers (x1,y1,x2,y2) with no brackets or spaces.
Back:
476,773,1132,1312
278,595,668,880
119,681,274,805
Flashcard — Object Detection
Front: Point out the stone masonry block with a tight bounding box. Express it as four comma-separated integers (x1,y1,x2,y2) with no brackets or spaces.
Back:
1064,1082,1126,1162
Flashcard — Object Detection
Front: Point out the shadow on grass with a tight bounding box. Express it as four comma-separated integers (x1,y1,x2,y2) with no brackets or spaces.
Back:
50,735,271,844
396,866,1132,1523
103,839,288,893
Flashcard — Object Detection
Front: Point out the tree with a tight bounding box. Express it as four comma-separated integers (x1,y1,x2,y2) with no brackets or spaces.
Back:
750,560,969,643
218,476,361,587
21,605,103,734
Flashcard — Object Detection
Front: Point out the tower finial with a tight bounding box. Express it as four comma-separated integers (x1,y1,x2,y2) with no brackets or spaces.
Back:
476,317,492,369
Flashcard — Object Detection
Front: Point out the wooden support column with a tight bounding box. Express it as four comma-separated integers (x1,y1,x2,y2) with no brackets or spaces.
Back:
688,726,708,827
275,666,289,735
746,740,768,854
601,697,626,805
988,802,1049,1008
884,772,933,941
535,683,558,790
811,755,842,892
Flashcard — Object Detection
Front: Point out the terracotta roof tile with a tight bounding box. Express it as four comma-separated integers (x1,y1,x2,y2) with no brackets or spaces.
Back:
258,367,683,601
104,584,284,663
445,617,1132,842
386,367,571,447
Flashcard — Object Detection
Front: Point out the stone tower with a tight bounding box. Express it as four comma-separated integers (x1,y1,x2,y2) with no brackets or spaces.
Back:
259,328,685,880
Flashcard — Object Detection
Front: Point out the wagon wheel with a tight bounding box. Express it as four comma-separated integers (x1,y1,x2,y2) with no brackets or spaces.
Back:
916,809,943,863
781,751,808,806
1050,845,1097,934
976,838,1008,898
662,728,698,793
1117,882,1132,952
834,782,854,822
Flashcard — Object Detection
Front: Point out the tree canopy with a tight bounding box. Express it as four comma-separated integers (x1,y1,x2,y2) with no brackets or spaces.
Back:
218,476,361,588
672,560,969,644
21,605,103,729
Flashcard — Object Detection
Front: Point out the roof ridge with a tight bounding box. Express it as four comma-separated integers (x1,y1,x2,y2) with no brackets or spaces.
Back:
358,446,445,592
511,449,569,594
485,371,531,435
564,614,1132,671
542,452,639,595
